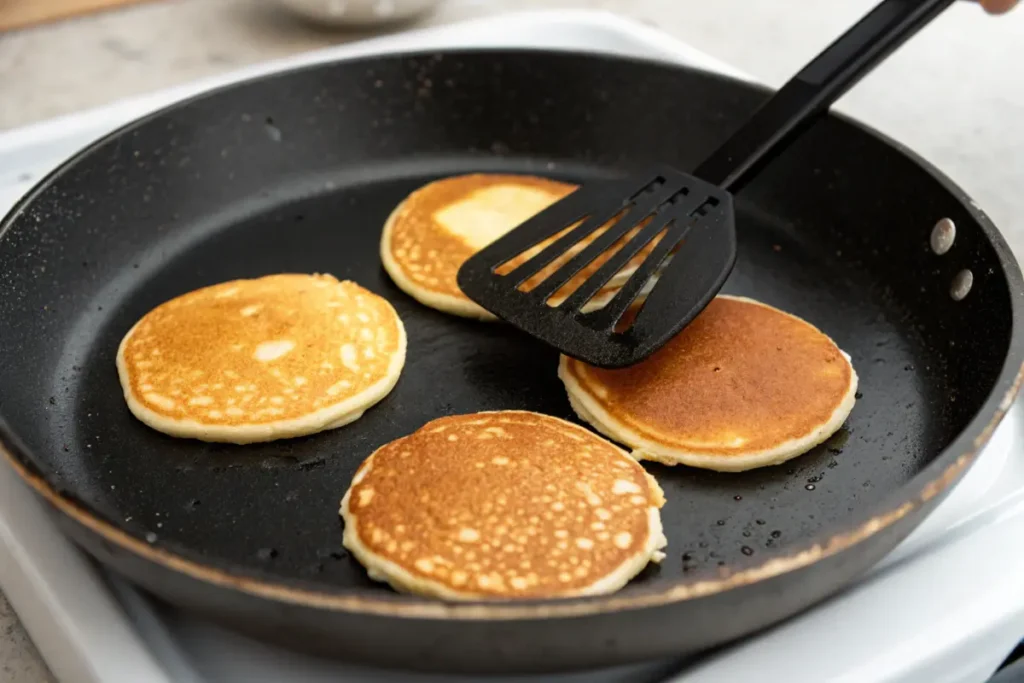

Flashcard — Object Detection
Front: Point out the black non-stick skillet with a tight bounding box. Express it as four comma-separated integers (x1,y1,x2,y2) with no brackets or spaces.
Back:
0,47,1021,675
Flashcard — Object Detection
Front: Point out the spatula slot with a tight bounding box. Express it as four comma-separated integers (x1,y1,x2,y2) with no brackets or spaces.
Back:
692,196,720,217
500,208,629,293
514,180,688,301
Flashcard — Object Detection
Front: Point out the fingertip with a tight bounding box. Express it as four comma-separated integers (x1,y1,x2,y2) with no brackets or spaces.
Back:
981,0,1019,14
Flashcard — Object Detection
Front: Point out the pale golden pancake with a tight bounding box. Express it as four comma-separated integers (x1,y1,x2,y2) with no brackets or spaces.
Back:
340,410,667,600
380,173,661,320
116,273,406,444
560,295,858,472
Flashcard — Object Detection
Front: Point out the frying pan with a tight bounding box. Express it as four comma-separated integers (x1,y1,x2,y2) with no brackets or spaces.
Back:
0,48,1022,675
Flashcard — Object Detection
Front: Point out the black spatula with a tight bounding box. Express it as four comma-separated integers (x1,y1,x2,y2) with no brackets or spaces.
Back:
457,0,954,369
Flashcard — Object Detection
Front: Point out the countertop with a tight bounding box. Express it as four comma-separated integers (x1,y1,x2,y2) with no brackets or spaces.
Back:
1,1,1022,680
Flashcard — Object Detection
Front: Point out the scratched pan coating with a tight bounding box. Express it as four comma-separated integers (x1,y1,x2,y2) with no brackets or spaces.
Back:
0,49,1021,674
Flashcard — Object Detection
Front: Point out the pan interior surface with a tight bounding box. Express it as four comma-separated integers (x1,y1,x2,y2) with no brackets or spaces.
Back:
0,50,1011,602
0,164,965,590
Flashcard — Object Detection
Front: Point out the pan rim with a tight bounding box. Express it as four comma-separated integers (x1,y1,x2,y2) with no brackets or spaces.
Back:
1,46,1023,621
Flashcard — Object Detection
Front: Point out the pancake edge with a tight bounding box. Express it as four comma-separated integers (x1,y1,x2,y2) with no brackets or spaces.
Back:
339,410,668,601
558,295,860,473
115,279,408,445
380,194,499,321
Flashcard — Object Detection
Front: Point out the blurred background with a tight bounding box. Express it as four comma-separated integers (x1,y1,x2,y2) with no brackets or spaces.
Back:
2,0,1023,230
0,1,1023,681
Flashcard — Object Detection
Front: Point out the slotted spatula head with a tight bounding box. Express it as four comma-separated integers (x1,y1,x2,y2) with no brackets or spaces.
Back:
457,0,954,369
456,167,736,369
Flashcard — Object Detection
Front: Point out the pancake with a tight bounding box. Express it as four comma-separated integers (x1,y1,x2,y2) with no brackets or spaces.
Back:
380,173,662,320
559,295,858,472
340,410,667,600
116,273,406,444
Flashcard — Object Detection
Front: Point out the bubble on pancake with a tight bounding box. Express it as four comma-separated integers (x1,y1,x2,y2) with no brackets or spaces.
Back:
254,340,295,362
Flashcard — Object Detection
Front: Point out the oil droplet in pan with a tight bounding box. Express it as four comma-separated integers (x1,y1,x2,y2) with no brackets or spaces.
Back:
257,548,279,561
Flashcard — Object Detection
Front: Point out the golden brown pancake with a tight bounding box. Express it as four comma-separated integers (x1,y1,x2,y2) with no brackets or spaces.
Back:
560,295,858,472
380,173,661,319
340,411,667,600
116,273,406,444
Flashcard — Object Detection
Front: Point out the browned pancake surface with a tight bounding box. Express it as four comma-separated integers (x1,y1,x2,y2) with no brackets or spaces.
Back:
345,411,663,598
119,273,403,426
563,297,854,454
384,173,659,304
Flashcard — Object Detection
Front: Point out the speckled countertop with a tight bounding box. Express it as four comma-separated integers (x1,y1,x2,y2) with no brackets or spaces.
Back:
1,1,1023,680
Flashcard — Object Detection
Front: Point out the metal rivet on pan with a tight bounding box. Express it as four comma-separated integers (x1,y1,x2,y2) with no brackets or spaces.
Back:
930,218,956,255
950,269,974,301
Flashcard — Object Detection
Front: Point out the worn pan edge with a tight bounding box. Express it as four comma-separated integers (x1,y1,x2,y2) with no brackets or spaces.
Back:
1,47,1023,621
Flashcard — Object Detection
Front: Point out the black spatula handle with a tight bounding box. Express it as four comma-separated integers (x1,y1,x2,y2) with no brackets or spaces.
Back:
694,0,955,191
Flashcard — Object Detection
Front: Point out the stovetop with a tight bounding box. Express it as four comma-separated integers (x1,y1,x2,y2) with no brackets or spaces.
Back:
1,10,1024,683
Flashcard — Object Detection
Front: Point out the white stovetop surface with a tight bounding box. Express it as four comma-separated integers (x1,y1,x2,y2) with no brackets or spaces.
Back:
2,3,1024,682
